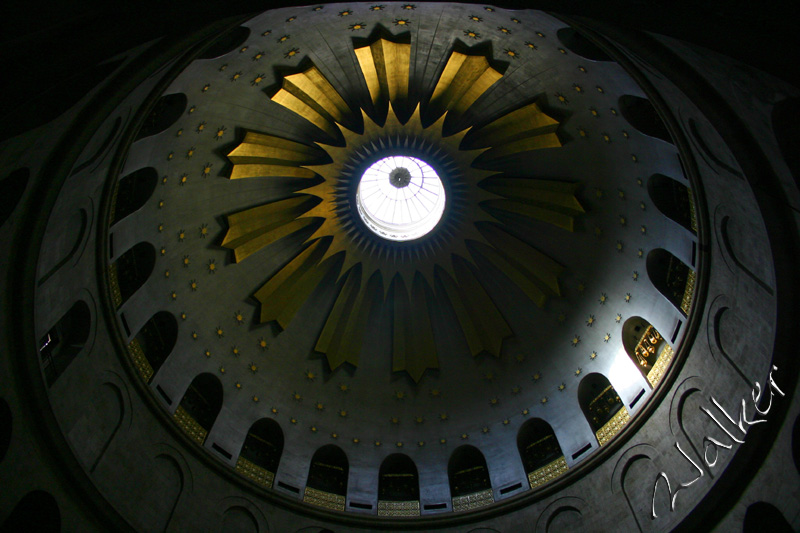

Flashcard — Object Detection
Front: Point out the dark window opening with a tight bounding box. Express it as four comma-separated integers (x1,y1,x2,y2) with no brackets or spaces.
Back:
134,311,178,377
179,373,223,433
648,174,695,233
517,419,564,475
113,242,156,307
646,249,692,315
578,373,623,433
111,167,158,225
134,94,187,141
448,445,491,497
556,28,612,61
619,95,672,144
307,445,349,496
378,453,420,502
241,418,284,474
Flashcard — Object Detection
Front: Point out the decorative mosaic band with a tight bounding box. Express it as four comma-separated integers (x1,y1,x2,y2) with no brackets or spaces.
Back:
687,188,698,233
527,456,569,489
452,488,494,513
647,344,674,388
596,406,631,446
681,269,696,315
235,456,275,488
108,263,122,308
128,338,153,383
303,487,346,511
173,404,208,446
377,500,420,517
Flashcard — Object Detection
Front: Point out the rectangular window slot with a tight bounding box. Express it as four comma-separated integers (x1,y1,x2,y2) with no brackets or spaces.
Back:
277,481,300,493
349,501,372,510
424,503,448,510
671,320,683,343
211,443,232,459
572,443,592,460
120,313,131,337
109,233,114,258
691,242,697,267
629,388,646,409
156,385,172,405
499,482,523,495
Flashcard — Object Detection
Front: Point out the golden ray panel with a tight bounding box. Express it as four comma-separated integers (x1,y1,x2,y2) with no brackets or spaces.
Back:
221,37,582,382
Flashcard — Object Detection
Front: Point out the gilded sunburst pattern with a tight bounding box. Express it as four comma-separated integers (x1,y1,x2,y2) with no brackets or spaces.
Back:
222,37,583,381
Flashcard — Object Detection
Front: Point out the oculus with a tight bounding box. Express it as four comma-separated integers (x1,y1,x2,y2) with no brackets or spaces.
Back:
356,155,446,242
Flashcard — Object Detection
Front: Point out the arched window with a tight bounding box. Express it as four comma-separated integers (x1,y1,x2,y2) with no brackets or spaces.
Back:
110,242,156,308
378,453,420,516
648,174,696,233
622,317,674,388
174,373,223,446
110,167,158,225
448,445,494,512
578,373,630,446
39,300,91,386
304,445,349,511
236,418,284,488
128,311,177,383
517,419,567,489
134,94,187,141
646,249,695,315
619,95,672,144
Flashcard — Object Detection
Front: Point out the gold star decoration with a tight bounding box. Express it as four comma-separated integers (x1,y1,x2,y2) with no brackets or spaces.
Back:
625,293,632,302
339,383,349,393
249,363,258,373
339,409,348,417
586,315,595,327
305,370,315,381
208,259,216,273
571,335,580,347
604,333,612,342
315,402,324,411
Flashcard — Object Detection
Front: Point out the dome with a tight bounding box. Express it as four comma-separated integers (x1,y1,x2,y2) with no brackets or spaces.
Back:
1,2,799,532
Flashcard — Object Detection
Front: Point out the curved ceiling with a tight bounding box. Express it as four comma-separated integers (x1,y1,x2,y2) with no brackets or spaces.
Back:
103,2,698,517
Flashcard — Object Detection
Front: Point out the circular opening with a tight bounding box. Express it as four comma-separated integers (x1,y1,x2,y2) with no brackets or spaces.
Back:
356,156,446,241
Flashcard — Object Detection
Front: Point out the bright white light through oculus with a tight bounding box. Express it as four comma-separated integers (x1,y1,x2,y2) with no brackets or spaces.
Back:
356,156,446,241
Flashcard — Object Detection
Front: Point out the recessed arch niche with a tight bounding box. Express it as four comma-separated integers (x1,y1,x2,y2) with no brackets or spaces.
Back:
448,445,494,512
110,242,156,308
621,316,674,388
517,418,567,489
377,453,420,517
173,373,223,446
236,418,284,488
128,311,178,383
38,299,91,387
1,490,60,533
578,373,629,446
646,248,695,316
304,445,349,512
648,174,696,234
